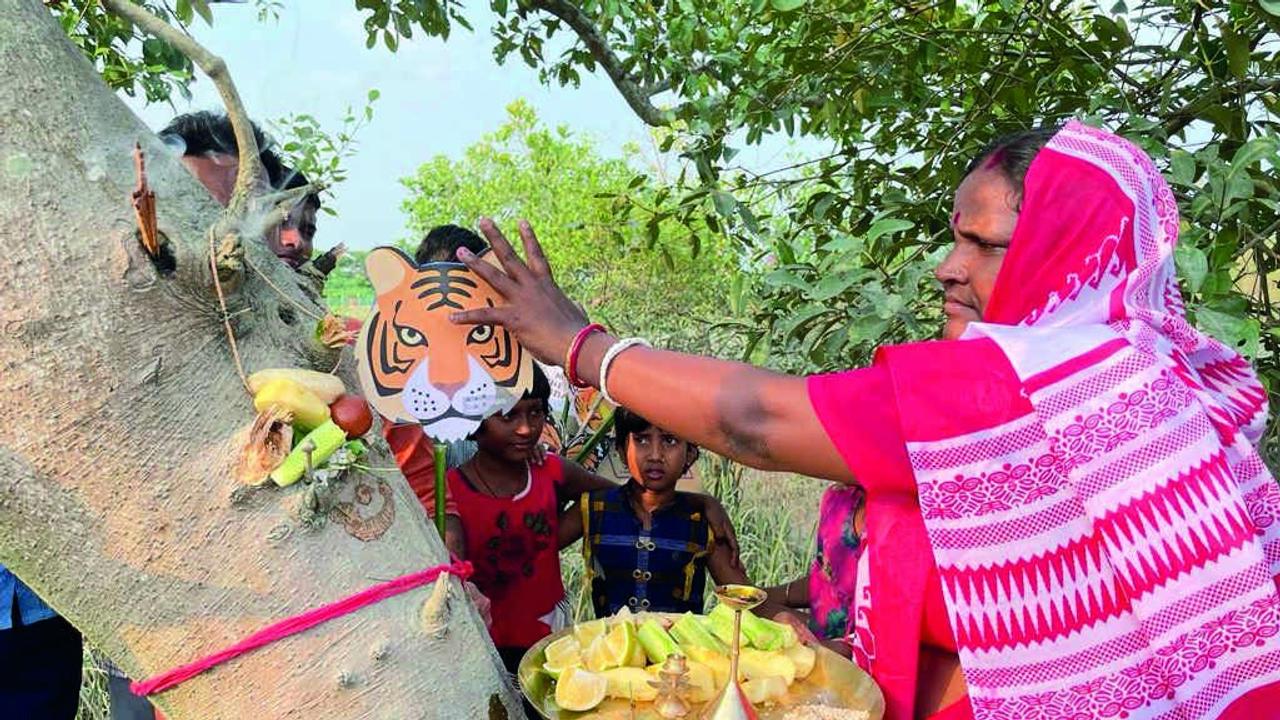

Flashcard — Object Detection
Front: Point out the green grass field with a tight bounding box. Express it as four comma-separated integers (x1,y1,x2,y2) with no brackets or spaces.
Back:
75,457,823,718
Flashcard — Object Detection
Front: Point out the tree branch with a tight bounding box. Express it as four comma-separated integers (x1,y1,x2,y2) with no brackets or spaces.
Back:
524,0,673,126
1163,77,1280,137
101,0,265,211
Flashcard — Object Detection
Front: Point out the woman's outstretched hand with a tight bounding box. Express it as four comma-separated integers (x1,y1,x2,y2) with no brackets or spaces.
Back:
451,218,589,367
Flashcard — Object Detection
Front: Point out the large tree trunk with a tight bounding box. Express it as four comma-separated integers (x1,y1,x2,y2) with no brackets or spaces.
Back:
0,2,521,717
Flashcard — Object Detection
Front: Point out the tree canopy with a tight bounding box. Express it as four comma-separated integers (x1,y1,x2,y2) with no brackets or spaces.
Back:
55,0,1280,442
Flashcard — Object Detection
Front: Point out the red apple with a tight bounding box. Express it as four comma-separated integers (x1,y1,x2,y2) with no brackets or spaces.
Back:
329,394,373,438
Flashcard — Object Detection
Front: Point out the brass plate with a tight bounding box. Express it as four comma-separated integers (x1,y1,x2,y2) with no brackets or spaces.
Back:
517,613,884,719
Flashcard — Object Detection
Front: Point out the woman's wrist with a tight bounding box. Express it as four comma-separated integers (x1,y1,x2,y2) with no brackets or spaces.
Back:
573,331,617,388
565,323,606,387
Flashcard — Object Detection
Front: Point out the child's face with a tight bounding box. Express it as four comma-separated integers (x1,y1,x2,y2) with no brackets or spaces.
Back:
625,425,692,493
475,397,546,463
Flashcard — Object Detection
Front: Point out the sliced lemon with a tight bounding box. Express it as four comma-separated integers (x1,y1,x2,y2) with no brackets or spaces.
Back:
574,618,608,646
555,666,608,712
545,635,583,669
602,666,659,702
604,621,636,667
625,639,648,667
583,636,613,672
542,660,579,679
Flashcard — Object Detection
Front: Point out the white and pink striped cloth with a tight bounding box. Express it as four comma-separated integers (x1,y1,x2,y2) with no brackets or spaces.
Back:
877,121,1280,719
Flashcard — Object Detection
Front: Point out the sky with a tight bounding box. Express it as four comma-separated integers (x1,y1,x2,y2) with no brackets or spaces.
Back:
122,1,654,252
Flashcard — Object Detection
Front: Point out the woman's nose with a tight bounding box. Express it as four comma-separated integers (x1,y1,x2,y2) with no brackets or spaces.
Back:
935,246,968,284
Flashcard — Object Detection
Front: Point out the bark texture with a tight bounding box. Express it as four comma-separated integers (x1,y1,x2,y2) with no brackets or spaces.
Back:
0,2,521,717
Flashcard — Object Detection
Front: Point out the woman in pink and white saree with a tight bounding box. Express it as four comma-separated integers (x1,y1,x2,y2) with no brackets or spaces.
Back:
448,121,1280,720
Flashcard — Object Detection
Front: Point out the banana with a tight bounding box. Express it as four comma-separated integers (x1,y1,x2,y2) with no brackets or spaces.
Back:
247,368,345,404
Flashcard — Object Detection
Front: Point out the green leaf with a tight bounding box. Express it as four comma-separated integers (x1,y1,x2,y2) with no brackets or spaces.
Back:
771,0,807,11
1221,24,1250,80
712,190,737,217
368,88,381,102
808,269,870,301
865,218,915,244
811,192,835,221
1195,307,1261,358
1169,150,1196,186
736,204,761,235
763,268,811,292
190,0,214,25
1174,244,1208,294
1230,137,1276,176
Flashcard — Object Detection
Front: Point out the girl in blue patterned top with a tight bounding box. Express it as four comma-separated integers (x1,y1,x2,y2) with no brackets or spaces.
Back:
559,408,752,617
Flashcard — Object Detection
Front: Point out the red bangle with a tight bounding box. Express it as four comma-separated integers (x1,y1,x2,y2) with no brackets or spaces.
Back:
565,323,605,388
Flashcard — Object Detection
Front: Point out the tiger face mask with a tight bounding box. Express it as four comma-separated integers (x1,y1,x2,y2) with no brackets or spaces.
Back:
355,246,535,441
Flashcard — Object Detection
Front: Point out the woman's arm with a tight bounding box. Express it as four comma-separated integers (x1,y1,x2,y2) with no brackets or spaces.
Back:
577,339,852,483
763,575,810,610
451,220,854,484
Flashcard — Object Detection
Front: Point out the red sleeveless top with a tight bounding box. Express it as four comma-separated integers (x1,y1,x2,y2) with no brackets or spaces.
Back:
448,455,566,648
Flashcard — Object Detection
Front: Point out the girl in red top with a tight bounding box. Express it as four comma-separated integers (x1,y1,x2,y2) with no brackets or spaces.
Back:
450,363,740,677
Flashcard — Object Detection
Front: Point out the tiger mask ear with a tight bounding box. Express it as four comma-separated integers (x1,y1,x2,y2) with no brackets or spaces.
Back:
365,246,418,297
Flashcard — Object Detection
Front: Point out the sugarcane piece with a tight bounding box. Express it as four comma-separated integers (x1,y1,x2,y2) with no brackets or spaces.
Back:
708,603,795,651
671,612,727,655
270,420,347,486
638,619,680,664
432,442,447,537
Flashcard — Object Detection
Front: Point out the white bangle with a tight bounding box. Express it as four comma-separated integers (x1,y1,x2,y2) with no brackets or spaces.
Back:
599,337,651,406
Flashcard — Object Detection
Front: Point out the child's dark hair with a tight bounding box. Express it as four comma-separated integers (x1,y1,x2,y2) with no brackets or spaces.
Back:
414,224,488,265
965,127,1059,210
525,362,551,412
614,407,695,454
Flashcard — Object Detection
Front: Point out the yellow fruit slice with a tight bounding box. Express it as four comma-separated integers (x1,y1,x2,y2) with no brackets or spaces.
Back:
605,621,636,667
684,646,731,687
545,635,583,670
583,636,613,672
626,640,648,667
742,676,788,705
555,667,607,712
542,660,579,679
683,660,718,703
740,648,797,685
574,619,608,647
602,667,658,701
785,643,817,680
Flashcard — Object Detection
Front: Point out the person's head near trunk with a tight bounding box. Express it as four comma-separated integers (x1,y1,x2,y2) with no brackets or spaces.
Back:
160,111,320,269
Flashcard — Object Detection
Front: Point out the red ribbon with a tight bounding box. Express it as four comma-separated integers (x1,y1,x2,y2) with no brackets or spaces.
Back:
131,561,473,697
